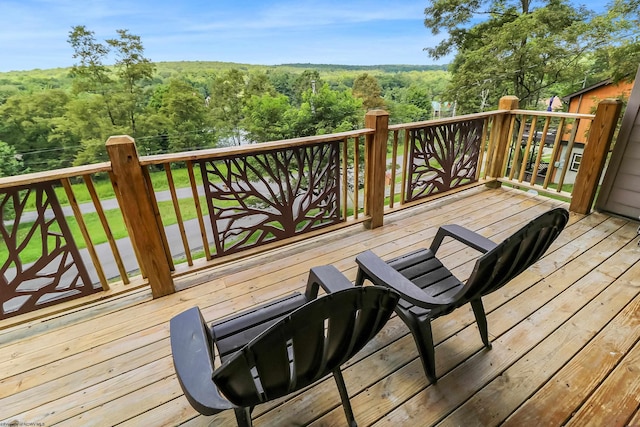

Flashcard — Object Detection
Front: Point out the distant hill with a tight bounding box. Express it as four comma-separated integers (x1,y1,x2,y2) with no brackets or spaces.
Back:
151,61,449,78
276,63,448,72
0,61,448,78
0,61,450,102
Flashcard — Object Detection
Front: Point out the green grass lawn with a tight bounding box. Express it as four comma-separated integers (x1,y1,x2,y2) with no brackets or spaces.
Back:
3,161,377,265
22,167,204,210
502,181,574,203
0,194,212,264
2,167,206,263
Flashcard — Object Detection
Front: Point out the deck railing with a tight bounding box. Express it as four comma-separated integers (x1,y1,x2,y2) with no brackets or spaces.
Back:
125,129,375,289
482,96,622,213
0,163,136,318
387,111,499,210
0,97,622,321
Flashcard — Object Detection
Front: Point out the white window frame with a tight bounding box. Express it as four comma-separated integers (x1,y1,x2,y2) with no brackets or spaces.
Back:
569,152,582,172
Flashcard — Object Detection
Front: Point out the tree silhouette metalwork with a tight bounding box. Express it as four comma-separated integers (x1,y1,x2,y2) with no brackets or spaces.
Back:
406,118,483,202
199,141,341,257
0,184,95,319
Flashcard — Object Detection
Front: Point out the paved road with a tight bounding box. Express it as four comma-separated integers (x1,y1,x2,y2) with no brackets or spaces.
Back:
79,214,215,283
6,186,203,224
9,181,281,283
7,175,377,284
4,187,211,285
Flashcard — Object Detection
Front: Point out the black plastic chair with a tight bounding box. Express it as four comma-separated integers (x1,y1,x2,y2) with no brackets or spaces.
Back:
355,207,569,383
170,265,399,427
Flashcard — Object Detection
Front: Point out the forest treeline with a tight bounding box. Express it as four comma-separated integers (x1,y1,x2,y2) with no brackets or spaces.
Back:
2,0,638,178
0,43,449,176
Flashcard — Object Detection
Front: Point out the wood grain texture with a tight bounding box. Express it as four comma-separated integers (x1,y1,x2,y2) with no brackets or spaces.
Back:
106,135,175,297
0,186,638,426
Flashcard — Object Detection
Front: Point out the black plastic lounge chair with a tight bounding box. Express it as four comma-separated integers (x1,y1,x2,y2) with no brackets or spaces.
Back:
170,265,399,427
355,207,569,384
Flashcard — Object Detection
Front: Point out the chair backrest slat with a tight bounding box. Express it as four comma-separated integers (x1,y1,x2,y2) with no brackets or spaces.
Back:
464,208,569,299
212,286,398,407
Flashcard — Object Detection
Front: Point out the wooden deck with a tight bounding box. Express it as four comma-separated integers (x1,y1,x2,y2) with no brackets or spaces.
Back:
1,186,639,426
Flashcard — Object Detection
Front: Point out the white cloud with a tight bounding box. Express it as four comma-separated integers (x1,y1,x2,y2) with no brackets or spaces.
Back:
0,0,443,71
185,0,425,32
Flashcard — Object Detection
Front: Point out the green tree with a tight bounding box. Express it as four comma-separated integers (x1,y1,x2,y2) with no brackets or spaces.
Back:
158,79,215,152
245,70,276,98
68,26,154,136
292,70,323,107
352,73,385,110
106,29,156,135
209,69,247,146
0,90,73,171
242,93,292,142
384,85,433,123
0,85,20,105
0,140,25,177
288,83,362,137
68,26,116,124
377,73,411,91
593,0,640,83
0,140,26,220
267,69,296,100
423,0,612,112
60,95,122,165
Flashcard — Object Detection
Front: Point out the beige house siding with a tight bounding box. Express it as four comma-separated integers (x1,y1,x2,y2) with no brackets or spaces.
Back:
596,66,640,220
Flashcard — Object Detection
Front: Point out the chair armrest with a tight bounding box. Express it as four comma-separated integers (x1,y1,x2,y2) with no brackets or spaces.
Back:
170,307,235,415
429,224,498,255
305,265,354,299
356,250,454,308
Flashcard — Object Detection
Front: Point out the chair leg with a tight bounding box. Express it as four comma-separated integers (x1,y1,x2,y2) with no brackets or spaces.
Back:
233,407,253,427
470,298,492,349
355,268,365,286
403,315,438,384
332,368,358,427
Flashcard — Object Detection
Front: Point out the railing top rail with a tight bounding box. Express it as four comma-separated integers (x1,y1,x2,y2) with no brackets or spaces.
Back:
389,110,506,131
140,128,375,166
510,109,595,120
0,162,112,189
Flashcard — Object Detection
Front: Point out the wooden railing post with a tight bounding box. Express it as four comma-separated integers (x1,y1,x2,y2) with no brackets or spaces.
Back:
570,99,622,214
106,135,175,298
364,109,389,229
485,96,519,187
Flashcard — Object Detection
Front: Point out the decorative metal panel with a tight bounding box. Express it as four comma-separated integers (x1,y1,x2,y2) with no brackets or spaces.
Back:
199,141,341,257
1,183,96,319
406,118,484,202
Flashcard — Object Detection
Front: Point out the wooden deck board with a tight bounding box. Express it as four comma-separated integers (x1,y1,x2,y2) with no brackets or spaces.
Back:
449,239,640,426
1,186,638,426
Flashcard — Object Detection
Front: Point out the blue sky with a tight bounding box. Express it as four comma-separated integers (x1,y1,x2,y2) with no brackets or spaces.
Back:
0,0,454,72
